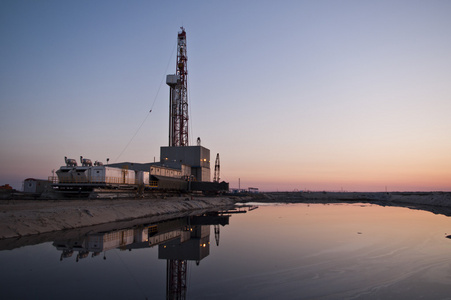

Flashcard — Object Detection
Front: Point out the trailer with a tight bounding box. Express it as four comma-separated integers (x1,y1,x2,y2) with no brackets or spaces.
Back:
90,166,135,185
54,164,136,189
52,156,199,192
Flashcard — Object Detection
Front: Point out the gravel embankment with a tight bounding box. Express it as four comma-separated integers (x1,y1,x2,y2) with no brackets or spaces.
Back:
0,197,235,239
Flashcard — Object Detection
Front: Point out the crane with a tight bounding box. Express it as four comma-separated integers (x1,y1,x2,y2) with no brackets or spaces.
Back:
213,153,220,182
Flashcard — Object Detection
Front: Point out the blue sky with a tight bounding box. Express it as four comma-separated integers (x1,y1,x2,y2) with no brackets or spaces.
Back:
1,1,451,191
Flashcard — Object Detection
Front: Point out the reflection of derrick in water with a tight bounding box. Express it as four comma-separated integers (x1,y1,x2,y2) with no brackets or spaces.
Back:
166,259,187,300
160,214,230,300
160,224,211,300
50,209,244,298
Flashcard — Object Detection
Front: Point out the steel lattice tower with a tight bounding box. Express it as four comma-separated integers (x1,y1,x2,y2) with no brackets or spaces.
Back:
167,27,189,147
166,259,187,300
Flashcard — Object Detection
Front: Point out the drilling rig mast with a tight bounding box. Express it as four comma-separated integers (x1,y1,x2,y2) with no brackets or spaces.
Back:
167,27,189,147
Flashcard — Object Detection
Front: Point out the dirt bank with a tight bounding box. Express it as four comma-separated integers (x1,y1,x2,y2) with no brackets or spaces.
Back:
0,197,235,239
3,191,450,240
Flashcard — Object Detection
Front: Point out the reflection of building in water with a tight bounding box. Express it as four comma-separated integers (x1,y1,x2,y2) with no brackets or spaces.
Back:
52,213,230,263
50,207,256,298
159,225,211,300
160,225,210,262
53,228,137,261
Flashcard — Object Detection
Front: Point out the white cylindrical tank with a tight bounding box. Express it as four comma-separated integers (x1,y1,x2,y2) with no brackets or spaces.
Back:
136,171,150,185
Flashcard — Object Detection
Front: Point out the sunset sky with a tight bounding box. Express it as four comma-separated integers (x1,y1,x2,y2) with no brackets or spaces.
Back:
1,1,450,191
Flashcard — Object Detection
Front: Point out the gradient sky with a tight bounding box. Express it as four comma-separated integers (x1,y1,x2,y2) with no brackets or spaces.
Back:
1,1,450,191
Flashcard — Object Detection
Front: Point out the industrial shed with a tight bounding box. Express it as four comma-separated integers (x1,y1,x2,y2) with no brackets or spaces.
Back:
23,178,52,194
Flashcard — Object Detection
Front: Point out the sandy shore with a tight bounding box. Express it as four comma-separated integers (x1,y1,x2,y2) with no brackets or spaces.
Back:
0,197,235,240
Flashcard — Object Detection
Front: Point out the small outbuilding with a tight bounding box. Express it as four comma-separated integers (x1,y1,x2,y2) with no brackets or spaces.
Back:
23,178,52,194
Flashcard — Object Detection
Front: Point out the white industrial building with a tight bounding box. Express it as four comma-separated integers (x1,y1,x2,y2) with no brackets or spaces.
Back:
23,178,52,193
160,145,210,182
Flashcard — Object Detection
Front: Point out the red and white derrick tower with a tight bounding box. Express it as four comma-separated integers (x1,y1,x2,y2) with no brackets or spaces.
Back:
167,27,189,147
166,259,187,299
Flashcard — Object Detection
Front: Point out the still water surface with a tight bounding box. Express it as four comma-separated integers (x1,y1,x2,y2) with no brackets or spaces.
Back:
1,203,451,299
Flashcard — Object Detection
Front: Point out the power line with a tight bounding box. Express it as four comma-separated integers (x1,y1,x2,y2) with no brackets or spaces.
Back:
114,42,177,162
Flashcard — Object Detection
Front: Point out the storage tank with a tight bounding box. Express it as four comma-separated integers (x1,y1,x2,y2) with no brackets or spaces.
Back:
136,171,150,186
71,167,90,183
90,166,135,185
121,168,135,185
56,167,74,183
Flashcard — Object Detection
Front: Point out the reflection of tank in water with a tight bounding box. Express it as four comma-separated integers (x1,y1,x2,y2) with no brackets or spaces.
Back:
76,250,90,262
60,249,74,261
49,208,241,300
52,212,231,264
46,207,256,299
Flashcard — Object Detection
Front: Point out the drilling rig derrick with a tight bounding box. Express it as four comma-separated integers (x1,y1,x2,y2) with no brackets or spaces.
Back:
167,27,189,147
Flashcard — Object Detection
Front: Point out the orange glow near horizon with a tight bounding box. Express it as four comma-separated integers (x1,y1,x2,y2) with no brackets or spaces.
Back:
222,135,451,192
225,160,451,192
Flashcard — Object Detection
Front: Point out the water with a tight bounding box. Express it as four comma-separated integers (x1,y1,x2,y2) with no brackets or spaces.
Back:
1,203,451,299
